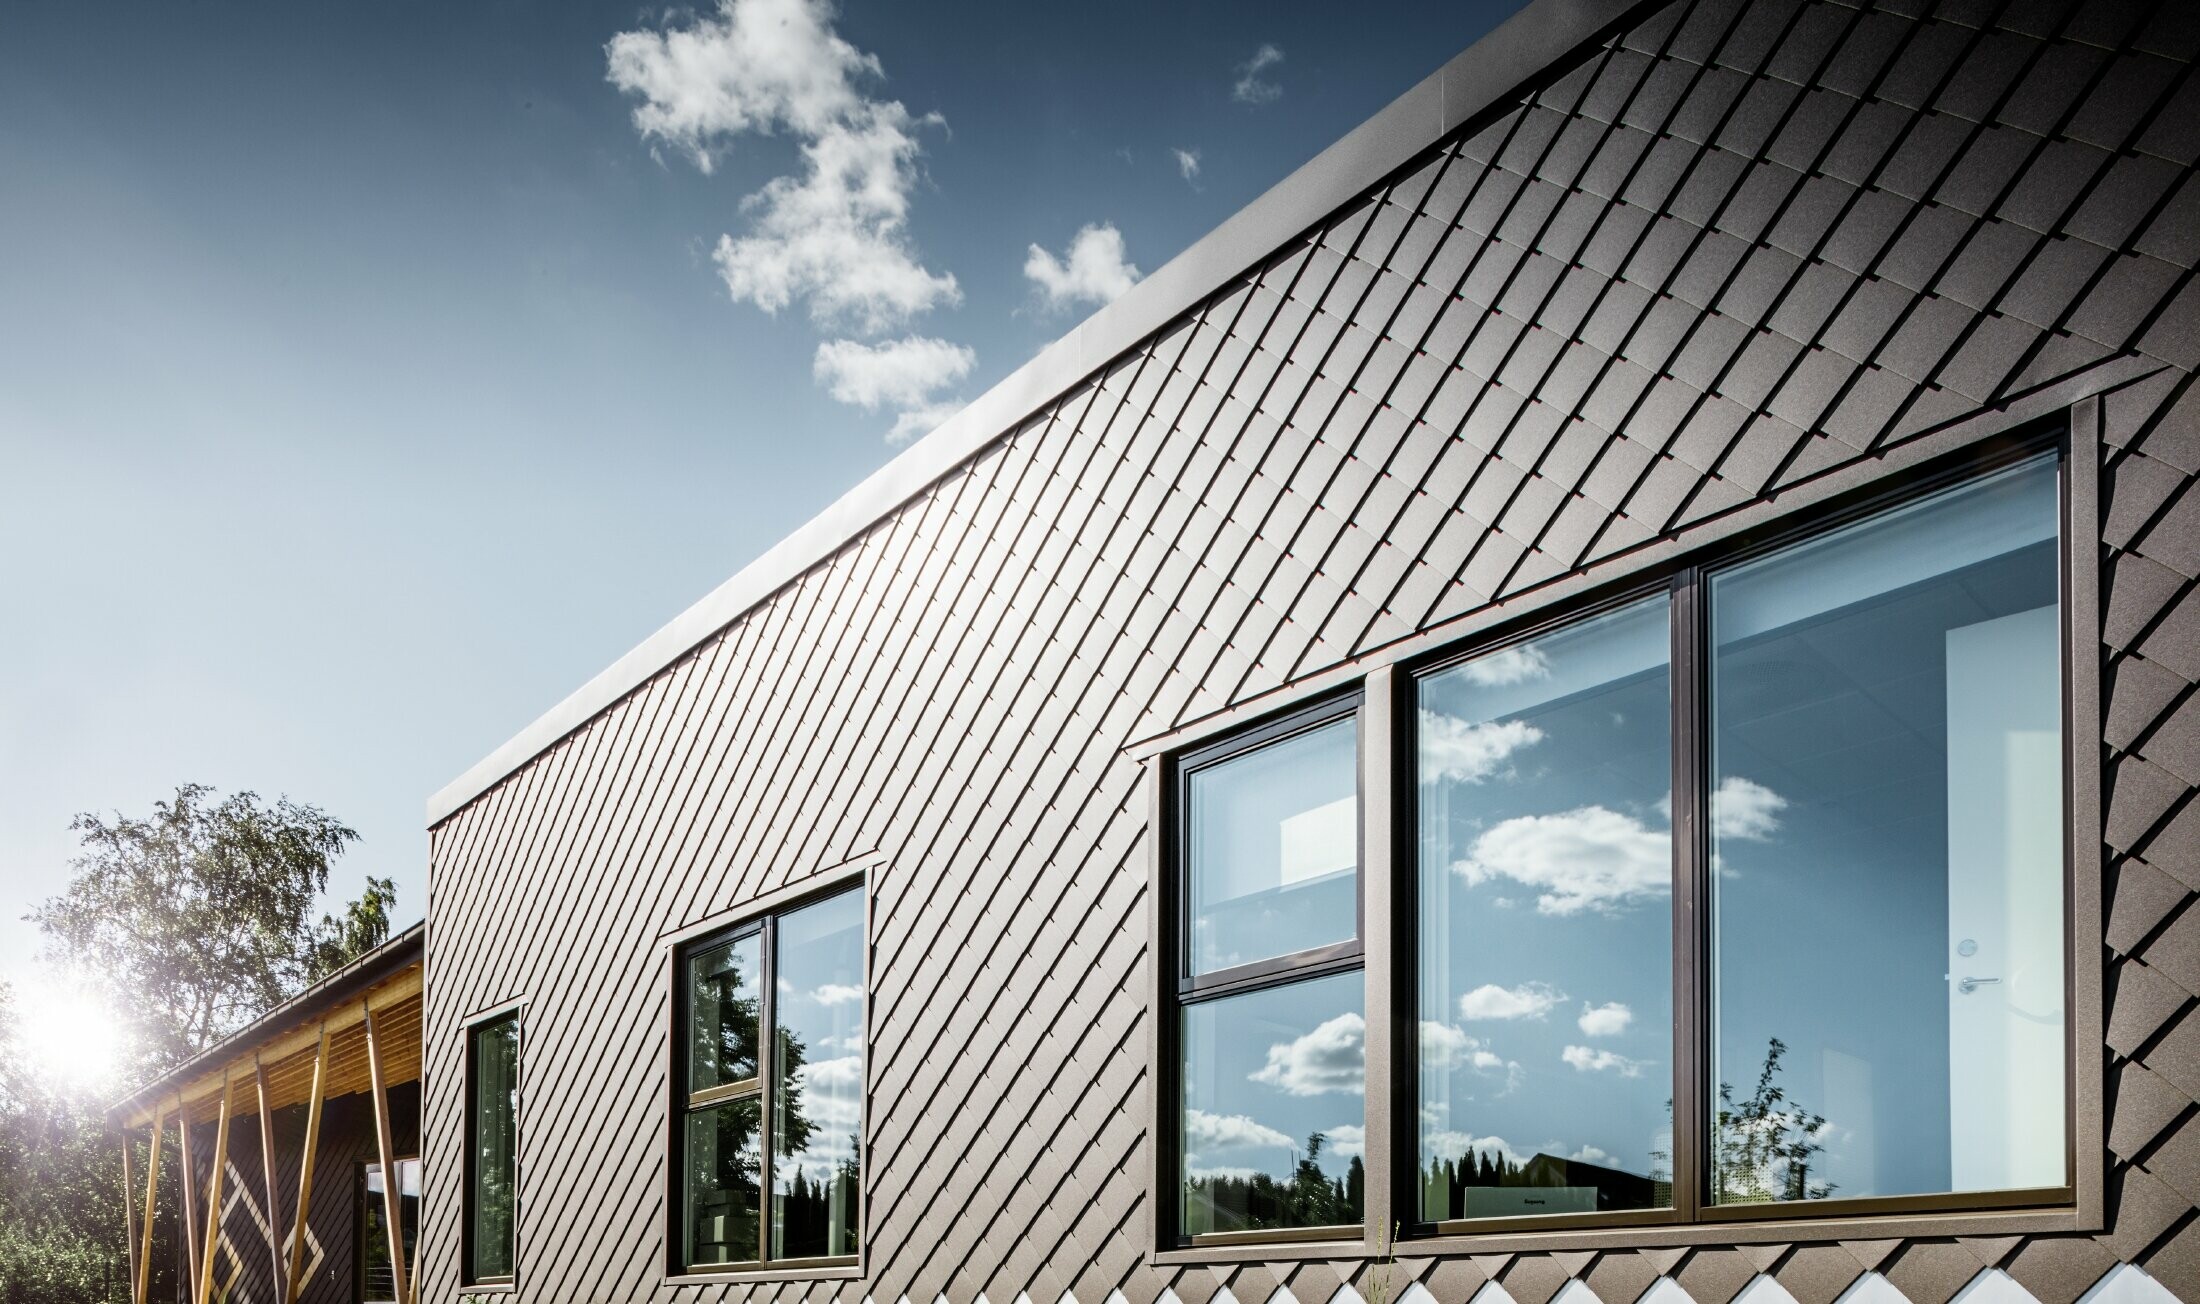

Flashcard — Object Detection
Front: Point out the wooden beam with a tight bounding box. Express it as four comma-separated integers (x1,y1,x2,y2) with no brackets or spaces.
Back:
115,965,422,1129
195,1070,235,1304
121,1122,137,1303
178,1091,201,1299
256,1056,284,1301
134,1105,161,1304
282,1026,329,1304
363,1000,410,1304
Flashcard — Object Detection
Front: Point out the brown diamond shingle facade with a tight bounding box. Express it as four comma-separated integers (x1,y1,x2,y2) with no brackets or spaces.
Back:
421,2,2200,1302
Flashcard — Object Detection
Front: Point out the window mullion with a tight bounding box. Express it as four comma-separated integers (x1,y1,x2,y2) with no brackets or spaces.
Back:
1360,665,1398,1252
758,915,777,1263
1670,567,1707,1224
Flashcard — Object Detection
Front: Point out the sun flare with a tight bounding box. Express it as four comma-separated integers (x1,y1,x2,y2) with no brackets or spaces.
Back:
16,982,124,1091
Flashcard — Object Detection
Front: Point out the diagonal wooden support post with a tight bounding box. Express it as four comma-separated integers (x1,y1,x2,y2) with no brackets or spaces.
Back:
256,1055,284,1301
282,1024,329,1304
122,1123,137,1303
364,998,410,1304
134,1105,162,1304
195,1070,235,1304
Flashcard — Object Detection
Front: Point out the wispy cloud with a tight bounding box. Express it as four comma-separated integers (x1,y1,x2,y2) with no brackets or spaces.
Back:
606,0,972,440
1232,43,1284,105
1024,223,1142,311
1458,981,1565,1021
1249,1011,1364,1096
1184,1107,1292,1152
1562,1044,1646,1077
1419,711,1543,784
1577,1001,1632,1037
1172,147,1202,183
813,336,975,444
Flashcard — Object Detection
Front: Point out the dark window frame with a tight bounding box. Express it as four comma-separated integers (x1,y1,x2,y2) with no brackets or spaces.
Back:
357,1154,421,1304
1158,689,1370,1248
1150,413,2106,1260
667,879,869,1278
460,1006,522,1289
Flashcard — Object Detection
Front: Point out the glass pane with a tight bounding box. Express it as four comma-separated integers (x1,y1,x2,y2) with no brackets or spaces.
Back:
690,932,763,1093
685,1097,763,1267
1415,597,1674,1222
1188,716,1358,975
363,1159,421,1304
771,887,866,1259
467,1016,519,1281
1180,970,1364,1237
1710,456,2063,1205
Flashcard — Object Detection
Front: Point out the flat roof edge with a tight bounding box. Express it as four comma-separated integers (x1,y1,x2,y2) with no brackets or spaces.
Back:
427,0,1644,830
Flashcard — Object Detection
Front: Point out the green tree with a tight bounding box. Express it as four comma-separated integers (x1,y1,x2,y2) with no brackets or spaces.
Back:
5,785,400,1304
28,784,388,1075
1712,1038,1833,1204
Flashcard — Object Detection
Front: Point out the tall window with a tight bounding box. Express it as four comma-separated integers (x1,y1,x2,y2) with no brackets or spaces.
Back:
465,1012,519,1284
361,1157,420,1304
1170,695,1364,1242
1417,597,1673,1223
678,884,865,1272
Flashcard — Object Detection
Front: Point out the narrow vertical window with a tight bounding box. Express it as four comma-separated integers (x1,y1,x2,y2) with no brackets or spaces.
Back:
1173,698,1363,1242
678,883,865,1272
465,1013,519,1285
1708,455,2064,1204
1415,597,1674,1224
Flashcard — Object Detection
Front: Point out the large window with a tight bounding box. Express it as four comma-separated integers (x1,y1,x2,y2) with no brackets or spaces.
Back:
677,884,865,1273
1162,448,2075,1246
1168,695,1364,1242
464,1012,519,1285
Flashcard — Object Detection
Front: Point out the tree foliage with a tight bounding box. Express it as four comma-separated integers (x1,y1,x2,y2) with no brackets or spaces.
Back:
28,784,382,1076
4,785,399,1303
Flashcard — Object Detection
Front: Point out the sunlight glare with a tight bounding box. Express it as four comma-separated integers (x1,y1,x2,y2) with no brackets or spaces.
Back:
17,982,124,1091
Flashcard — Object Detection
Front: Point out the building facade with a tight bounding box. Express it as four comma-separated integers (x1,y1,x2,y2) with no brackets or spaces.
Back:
421,2,2200,1303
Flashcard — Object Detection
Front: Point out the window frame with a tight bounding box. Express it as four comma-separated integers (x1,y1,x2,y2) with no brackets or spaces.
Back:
667,878,870,1279
358,1155,421,1304
1148,416,2105,1260
1157,689,1370,1249
460,1004,522,1290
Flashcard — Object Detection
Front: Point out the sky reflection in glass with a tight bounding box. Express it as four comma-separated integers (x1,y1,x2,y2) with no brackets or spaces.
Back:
1416,597,1673,1221
1710,456,2063,1204
1180,971,1364,1235
1188,717,1358,976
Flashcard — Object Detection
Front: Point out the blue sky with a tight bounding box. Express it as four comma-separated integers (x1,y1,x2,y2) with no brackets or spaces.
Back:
0,0,1531,1001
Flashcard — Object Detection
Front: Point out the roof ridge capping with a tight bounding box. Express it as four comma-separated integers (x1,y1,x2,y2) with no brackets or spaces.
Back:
427,0,1649,829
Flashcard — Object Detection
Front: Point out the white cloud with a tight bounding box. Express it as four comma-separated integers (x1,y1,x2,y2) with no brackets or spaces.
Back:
885,398,968,446
607,0,972,440
1418,1021,1510,1074
1186,1164,1262,1182
1458,982,1564,1021
1419,712,1544,784
1577,1002,1633,1037
1562,1045,1645,1077
1454,805,1669,916
1172,147,1202,182
1425,1131,1524,1167
1571,1145,1615,1165
815,335,973,409
1324,1123,1365,1159
1183,1108,1292,1152
1024,223,1141,310
1232,43,1284,105
1712,776,1787,841
1249,1011,1365,1096
809,982,865,1007
1458,644,1551,687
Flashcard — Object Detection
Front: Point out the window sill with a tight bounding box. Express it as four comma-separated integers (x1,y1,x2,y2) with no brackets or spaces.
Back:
454,1283,515,1297
665,1260,862,1285
1151,1205,2086,1265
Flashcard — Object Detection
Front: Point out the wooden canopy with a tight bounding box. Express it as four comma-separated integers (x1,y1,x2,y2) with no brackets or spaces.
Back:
110,926,424,1304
